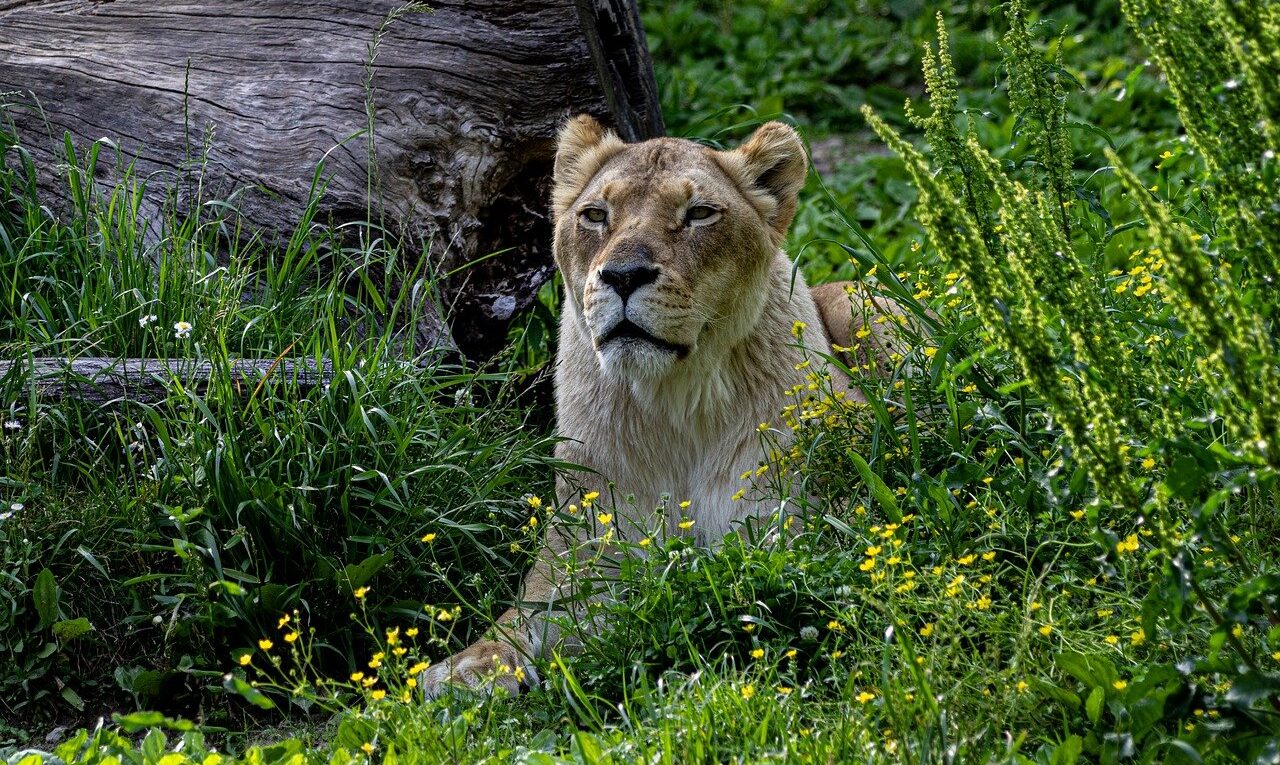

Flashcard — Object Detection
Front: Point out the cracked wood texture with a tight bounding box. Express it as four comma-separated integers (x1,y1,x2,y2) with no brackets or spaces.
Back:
0,357,336,405
0,0,663,357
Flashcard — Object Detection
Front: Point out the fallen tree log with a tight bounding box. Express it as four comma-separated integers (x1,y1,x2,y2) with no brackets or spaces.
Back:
0,357,336,406
0,0,664,357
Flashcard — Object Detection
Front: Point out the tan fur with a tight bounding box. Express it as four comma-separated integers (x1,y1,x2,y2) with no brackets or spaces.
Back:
422,117,899,698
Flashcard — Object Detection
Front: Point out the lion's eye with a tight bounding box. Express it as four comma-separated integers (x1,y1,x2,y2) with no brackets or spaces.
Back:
581,207,608,225
686,205,719,224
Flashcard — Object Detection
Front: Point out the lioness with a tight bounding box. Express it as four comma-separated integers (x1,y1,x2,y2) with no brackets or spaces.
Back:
422,116,894,697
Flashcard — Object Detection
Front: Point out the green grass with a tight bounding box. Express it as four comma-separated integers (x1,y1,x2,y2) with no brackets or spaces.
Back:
4,0,1280,762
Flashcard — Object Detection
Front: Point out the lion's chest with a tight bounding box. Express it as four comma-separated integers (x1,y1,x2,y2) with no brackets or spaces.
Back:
558,399,788,543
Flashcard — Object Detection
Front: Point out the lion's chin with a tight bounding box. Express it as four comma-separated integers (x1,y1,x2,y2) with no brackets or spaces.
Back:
596,335,685,380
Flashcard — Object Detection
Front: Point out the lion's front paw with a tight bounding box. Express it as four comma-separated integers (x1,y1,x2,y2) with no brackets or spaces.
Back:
420,639,538,700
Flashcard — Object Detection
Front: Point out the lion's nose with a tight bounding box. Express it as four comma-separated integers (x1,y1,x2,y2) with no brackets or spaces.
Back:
598,264,659,300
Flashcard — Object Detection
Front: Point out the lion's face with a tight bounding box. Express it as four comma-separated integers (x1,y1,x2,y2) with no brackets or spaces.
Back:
550,117,808,381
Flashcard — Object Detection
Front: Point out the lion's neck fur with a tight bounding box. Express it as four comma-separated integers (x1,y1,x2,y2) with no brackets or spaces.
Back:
554,252,830,541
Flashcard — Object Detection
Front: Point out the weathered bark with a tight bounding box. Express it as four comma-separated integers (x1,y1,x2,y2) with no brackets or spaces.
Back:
0,357,334,406
0,0,663,356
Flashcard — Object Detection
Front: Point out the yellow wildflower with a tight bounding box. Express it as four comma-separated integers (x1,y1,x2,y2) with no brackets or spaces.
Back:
258,639,274,651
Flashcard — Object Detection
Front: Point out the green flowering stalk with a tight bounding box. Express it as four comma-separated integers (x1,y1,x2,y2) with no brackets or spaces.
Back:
1122,0,1280,303
965,140,1136,506
906,12,1000,258
1001,0,1075,239
1217,1,1280,141
964,139,1143,429
1110,152,1280,467
865,107,1138,508
862,108,1009,351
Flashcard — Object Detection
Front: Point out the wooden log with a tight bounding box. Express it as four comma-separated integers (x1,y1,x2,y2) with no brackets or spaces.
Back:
0,357,336,406
0,0,664,357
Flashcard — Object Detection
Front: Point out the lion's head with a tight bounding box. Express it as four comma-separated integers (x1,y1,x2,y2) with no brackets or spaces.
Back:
550,116,808,381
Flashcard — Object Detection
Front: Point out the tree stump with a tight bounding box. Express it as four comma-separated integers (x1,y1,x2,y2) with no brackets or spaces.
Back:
0,0,664,356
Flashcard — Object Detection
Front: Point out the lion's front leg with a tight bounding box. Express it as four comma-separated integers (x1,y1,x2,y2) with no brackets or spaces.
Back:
419,637,536,699
421,508,608,699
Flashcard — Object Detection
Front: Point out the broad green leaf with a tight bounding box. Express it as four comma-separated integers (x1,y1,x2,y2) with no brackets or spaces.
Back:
1086,686,1105,725
114,710,167,732
53,617,93,642
142,728,168,763
33,567,59,628
61,684,84,710
1051,735,1083,765
846,451,902,522
340,552,393,590
223,674,275,710
1056,651,1119,691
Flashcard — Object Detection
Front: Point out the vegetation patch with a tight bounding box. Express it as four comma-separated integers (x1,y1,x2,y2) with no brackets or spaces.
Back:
3,0,1279,762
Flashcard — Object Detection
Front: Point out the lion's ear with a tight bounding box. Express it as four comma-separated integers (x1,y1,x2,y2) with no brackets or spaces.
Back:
552,114,624,216
727,122,808,243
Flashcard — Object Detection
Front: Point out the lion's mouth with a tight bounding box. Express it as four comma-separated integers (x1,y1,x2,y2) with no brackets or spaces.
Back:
601,319,691,359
